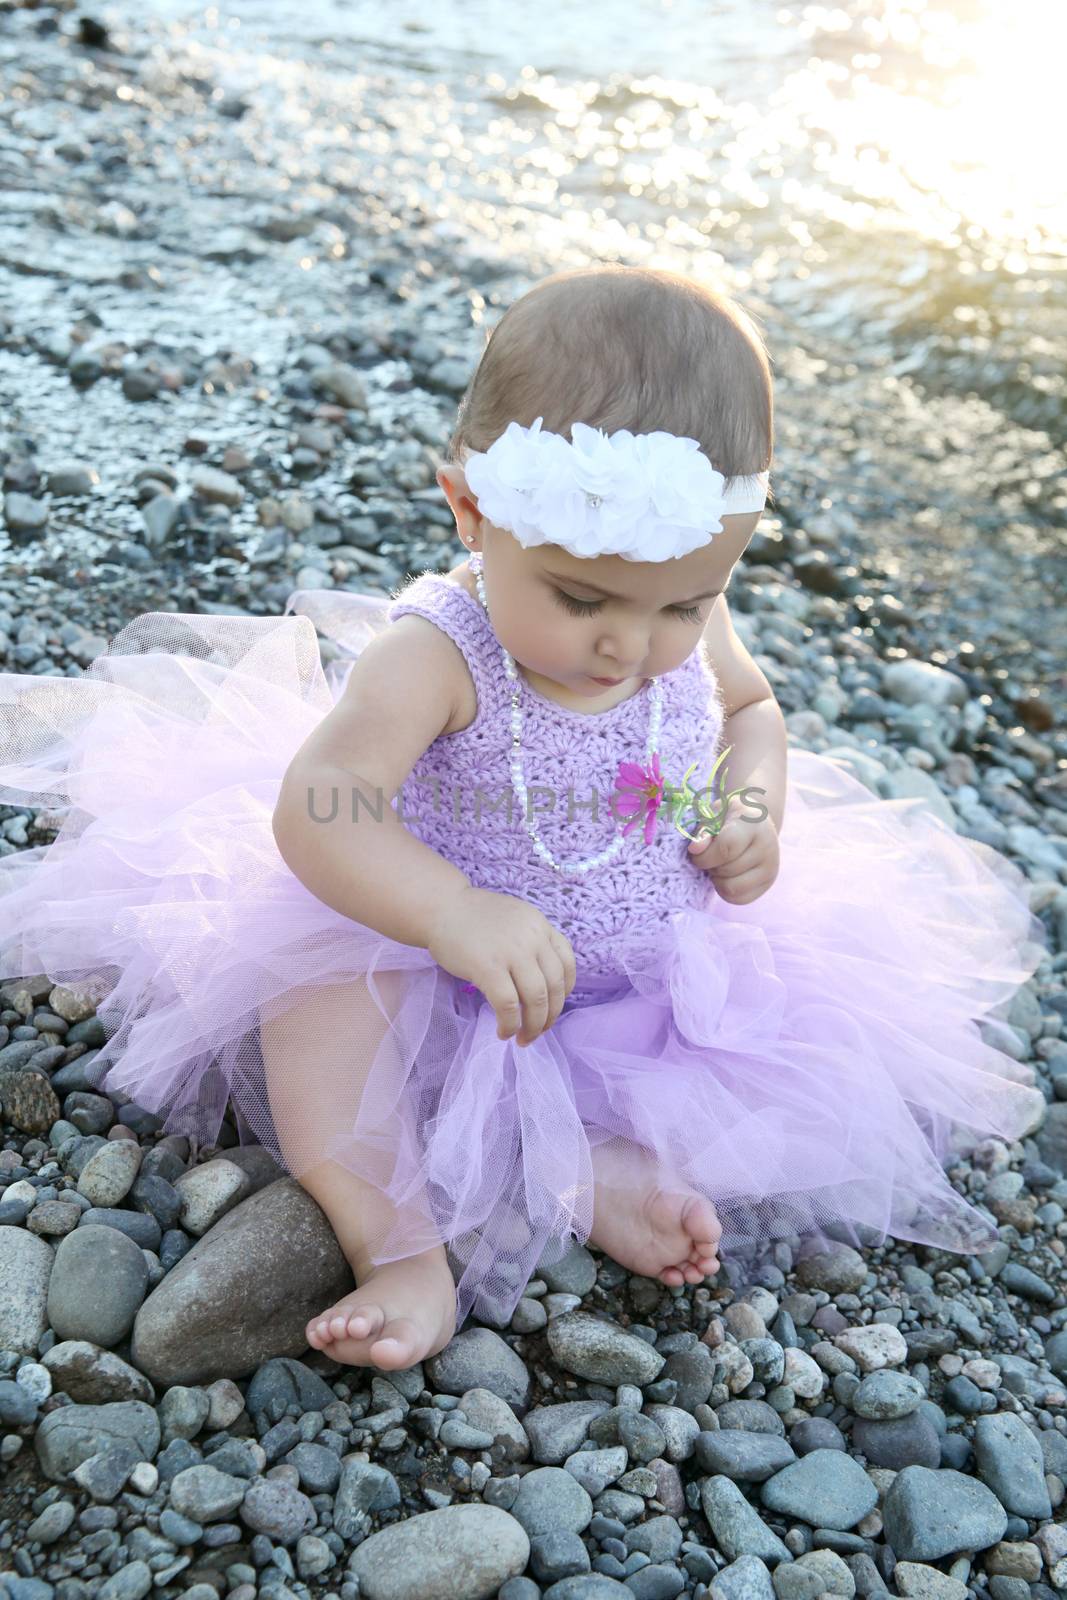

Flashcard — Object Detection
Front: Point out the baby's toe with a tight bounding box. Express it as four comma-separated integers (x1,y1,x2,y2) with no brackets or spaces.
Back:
345,1303,384,1342
682,1194,721,1248
370,1316,421,1368
306,1316,334,1348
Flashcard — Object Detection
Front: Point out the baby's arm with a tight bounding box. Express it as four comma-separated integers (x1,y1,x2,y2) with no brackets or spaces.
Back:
273,615,576,1042
700,595,788,834
272,616,473,950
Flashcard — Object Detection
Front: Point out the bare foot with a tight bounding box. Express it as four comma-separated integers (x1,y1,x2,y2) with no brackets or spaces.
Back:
305,1248,458,1370
588,1142,722,1287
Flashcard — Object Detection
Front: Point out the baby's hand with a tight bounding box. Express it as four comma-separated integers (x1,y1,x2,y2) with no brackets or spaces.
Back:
687,813,780,905
427,885,577,1046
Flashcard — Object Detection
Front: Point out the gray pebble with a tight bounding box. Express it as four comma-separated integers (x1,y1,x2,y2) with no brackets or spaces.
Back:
852,1371,924,1420
529,1528,592,1583
427,1326,533,1409
851,1411,942,1470
96,1560,153,1600
791,1416,847,1454
972,1412,1053,1520
772,1565,825,1600
47,1224,148,1347
285,1440,342,1494
510,1466,594,1537
796,1247,867,1295
711,1553,776,1600
25,1499,77,1543
168,1463,247,1522
716,1401,786,1436
546,1313,666,1387
0,1378,39,1426
759,1448,878,1530
348,1503,531,1598
694,1433,796,1482
700,1476,791,1565
882,1465,1007,1561
238,1478,315,1544
943,1375,985,1414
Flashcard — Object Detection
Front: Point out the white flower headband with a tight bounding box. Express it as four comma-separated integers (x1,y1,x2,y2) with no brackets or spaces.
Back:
462,415,769,563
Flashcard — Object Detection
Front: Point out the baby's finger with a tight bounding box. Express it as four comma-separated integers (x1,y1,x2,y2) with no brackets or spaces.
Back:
549,929,578,997
705,836,764,879
689,818,746,860
510,961,550,1046
713,865,773,905
538,949,569,1033
487,976,524,1042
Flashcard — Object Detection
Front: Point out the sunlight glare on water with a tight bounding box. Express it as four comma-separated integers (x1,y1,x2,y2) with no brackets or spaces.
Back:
787,0,1067,259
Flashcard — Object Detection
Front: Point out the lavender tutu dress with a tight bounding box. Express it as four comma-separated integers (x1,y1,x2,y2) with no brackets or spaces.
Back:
0,571,1048,1329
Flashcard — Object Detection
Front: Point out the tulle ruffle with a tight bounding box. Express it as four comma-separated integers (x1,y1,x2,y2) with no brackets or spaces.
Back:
0,591,1048,1329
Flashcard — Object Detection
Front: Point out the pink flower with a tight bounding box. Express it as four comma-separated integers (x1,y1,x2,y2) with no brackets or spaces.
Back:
611,751,666,845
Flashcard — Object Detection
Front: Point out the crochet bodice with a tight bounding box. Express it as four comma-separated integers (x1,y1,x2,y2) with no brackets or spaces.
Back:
385,572,726,982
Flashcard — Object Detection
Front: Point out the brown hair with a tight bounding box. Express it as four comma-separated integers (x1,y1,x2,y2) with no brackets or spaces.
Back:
446,264,774,499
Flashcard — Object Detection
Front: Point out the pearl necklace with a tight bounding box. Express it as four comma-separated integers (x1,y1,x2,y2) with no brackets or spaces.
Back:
468,549,664,877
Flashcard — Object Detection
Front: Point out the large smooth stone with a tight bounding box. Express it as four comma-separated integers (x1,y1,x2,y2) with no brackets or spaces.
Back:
131,1177,354,1384
882,1466,1008,1560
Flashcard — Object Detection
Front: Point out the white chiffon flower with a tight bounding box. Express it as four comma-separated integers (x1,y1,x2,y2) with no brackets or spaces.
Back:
462,417,768,563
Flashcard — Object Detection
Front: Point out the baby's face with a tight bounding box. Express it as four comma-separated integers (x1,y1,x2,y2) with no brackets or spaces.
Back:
439,462,760,703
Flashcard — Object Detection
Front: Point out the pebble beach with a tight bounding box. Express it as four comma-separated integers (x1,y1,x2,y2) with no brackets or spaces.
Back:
1,4,1066,1600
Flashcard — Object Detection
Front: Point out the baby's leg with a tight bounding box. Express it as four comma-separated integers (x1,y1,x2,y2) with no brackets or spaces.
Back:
259,971,457,1370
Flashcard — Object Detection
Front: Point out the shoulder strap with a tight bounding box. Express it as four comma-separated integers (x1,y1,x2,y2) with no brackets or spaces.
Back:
386,573,502,730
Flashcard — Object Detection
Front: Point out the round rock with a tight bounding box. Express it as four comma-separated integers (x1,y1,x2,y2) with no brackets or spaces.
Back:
347,1503,529,1599
238,1478,315,1545
710,1552,776,1600
973,1412,1053,1520
794,1246,867,1295
426,1327,532,1412
833,1324,907,1372
852,1371,925,1420
77,1140,143,1207
545,1312,664,1387
169,1463,247,1522
47,1225,148,1347
509,1467,593,1537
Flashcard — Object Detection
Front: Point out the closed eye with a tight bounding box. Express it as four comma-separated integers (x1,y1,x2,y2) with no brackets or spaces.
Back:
552,589,706,624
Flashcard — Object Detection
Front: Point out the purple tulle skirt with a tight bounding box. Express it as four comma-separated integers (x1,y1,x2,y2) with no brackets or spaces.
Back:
0,591,1049,1329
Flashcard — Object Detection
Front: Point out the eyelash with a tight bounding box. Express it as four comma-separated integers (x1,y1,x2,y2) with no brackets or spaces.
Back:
553,590,706,625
